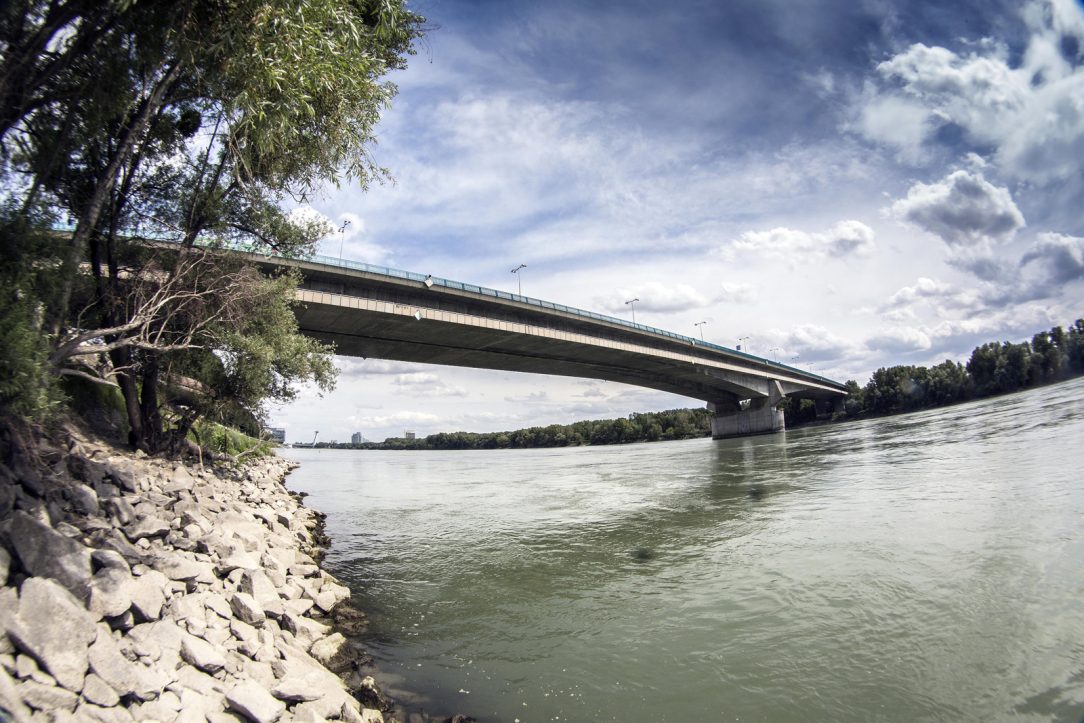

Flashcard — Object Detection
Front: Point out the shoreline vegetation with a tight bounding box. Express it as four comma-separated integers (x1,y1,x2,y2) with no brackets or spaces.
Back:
305,318,1084,451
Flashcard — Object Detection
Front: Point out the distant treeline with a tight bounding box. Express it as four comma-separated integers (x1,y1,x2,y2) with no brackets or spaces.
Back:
329,408,713,450
311,318,1084,451
781,318,1084,426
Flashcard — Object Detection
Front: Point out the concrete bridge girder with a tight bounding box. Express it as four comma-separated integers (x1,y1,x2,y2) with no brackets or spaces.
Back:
289,285,847,439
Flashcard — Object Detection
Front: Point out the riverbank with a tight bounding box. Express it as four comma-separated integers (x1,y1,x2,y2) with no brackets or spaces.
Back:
0,423,406,722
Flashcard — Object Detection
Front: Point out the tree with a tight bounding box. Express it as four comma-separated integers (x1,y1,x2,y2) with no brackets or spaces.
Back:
0,0,425,450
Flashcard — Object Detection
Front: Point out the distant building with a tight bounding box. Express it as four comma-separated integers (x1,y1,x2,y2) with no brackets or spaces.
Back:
404,430,416,440
351,432,365,445
266,428,286,444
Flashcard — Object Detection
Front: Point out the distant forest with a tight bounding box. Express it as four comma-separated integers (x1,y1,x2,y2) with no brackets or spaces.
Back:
319,318,1084,450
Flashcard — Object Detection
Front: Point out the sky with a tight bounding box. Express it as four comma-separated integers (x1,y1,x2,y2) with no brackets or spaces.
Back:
270,0,1084,444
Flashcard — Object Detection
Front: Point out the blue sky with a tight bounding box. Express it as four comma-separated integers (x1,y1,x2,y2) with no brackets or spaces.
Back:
271,0,1084,443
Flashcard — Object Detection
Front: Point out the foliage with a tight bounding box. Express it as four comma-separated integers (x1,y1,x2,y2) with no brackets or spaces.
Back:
0,0,424,452
318,408,714,450
189,419,272,459
810,319,1084,425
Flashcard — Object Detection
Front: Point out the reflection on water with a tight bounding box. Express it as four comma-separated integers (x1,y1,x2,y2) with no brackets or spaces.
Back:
283,377,1084,722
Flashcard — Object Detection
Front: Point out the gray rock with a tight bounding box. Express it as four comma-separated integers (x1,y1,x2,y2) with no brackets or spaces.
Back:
174,663,225,696
91,549,131,573
229,593,266,627
226,679,286,723
270,670,326,702
103,496,136,526
76,701,137,723
166,465,196,493
181,633,227,673
240,570,284,618
88,625,168,701
67,483,100,516
205,593,233,621
103,460,139,493
83,672,121,707
314,583,350,614
0,666,32,722
153,553,212,582
7,577,96,691
88,566,135,619
17,678,79,712
10,511,93,601
125,514,170,542
129,569,168,621
0,547,10,586
308,633,346,667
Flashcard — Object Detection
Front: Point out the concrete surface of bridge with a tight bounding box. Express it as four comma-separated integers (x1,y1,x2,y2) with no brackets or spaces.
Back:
246,251,848,439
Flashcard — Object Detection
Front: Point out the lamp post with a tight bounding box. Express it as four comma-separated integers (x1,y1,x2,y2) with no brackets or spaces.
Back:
337,220,350,261
625,297,639,324
791,354,800,368
511,264,526,295
694,321,707,340
769,346,780,362
738,335,750,352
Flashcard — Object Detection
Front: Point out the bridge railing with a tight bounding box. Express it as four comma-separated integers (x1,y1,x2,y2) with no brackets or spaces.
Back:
296,252,842,388
53,224,843,388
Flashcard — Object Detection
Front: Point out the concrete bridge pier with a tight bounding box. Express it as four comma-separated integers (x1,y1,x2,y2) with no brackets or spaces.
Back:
708,381,786,439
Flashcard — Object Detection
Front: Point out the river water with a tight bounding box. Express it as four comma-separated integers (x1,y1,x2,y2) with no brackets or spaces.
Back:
282,377,1084,722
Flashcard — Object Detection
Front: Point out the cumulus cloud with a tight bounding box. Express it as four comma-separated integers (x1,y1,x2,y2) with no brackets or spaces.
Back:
884,277,953,308
865,327,933,354
724,219,875,261
853,1,1084,185
758,324,857,364
393,372,468,397
288,206,389,264
596,282,709,313
1020,232,1084,284
890,170,1024,247
336,358,422,380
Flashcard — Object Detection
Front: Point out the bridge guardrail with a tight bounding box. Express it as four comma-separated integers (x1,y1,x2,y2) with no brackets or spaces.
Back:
54,224,844,389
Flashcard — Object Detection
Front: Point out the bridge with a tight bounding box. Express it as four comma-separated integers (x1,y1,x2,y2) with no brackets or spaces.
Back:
241,251,847,439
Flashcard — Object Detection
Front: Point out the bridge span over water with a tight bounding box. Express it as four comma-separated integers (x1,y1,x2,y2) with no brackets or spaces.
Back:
248,252,847,438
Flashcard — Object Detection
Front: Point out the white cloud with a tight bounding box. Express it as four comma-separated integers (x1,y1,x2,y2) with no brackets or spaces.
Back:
594,281,712,314
1021,232,1084,284
854,1,1084,185
865,327,933,354
393,372,468,397
884,277,953,308
889,170,1024,248
725,219,875,261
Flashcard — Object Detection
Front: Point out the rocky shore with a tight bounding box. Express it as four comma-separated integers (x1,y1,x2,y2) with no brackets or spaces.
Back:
0,428,398,722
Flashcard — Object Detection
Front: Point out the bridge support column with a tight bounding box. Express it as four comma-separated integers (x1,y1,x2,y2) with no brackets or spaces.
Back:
708,381,785,439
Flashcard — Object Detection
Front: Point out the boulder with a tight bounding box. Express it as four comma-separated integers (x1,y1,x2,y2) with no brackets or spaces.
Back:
67,482,100,516
181,633,227,673
10,511,93,601
124,514,170,542
226,679,286,723
129,569,168,621
7,577,96,691
17,678,79,712
82,672,121,707
0,666,32,722
0,547,8,586
308,633,347,668
88,625,168,701
88,566,136,619
230,593,266,627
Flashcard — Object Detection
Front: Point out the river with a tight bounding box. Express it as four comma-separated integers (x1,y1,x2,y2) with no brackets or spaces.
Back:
281,376,1084,722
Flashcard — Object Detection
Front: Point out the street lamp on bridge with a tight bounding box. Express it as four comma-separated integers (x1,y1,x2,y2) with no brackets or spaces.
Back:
694,321,707,340
737,335,750,352
337,220,351,261
768,346,780,362
625,297,639,324
511,264,526,295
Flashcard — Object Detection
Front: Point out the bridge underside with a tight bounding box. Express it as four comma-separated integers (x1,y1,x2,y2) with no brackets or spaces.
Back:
293,289,846,439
